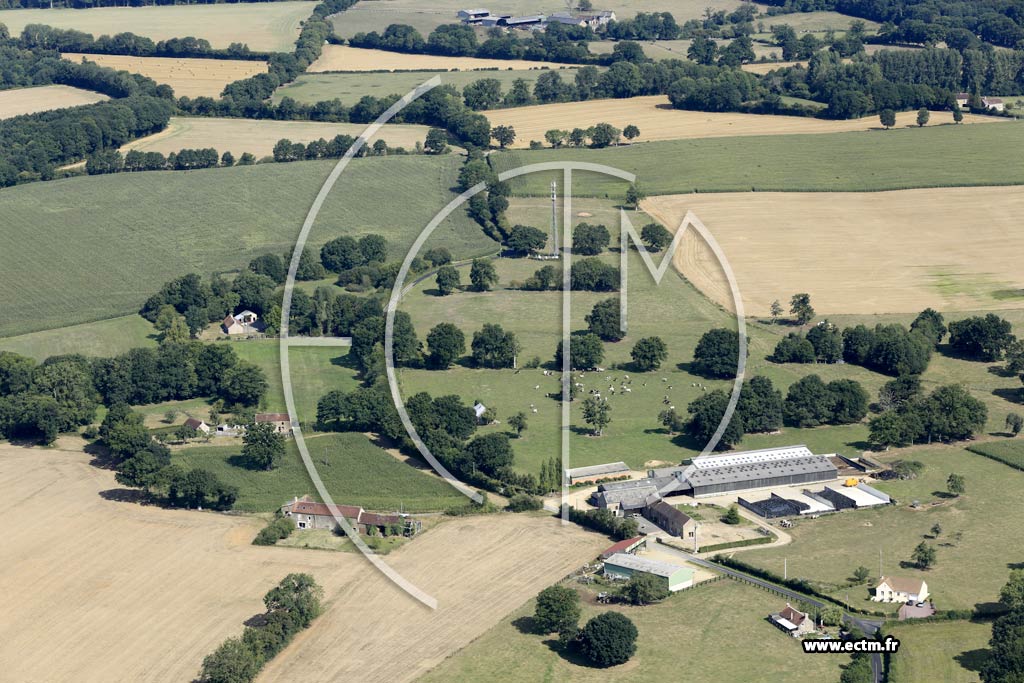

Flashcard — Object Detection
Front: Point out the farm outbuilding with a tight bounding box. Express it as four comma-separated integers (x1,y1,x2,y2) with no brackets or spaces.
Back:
599,536,646,560
603,553,693,591
643,501,697,538
566,461,630,485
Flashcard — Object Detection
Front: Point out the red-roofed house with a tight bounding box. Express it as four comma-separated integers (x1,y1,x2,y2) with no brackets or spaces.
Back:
280,496,422,536
599,536,647,560
256,413,292,435
769,603,816,637
183,417,211,434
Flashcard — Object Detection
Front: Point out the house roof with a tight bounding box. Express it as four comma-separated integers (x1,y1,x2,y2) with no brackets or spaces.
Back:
599,536,644,559
184,417,205,429
566,461,630,479
361,512,403,526
223,315,238,327
287,499,364,520
877,576,926,594
235,310,257,319
256,413,291,423
984,97,1004,104
646,500,692,527
779,603,807,626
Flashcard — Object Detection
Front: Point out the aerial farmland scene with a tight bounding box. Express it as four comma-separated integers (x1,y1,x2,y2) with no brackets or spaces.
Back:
2,0,1024,681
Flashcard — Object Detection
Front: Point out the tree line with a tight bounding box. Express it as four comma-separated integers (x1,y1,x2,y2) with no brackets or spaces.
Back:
18,23,265,60
198,574,323,683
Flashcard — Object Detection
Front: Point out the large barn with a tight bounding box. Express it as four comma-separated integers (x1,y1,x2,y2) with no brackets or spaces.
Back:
592,446,838,509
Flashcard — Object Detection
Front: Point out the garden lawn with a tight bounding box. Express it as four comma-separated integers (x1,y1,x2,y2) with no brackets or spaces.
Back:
887,619,992,683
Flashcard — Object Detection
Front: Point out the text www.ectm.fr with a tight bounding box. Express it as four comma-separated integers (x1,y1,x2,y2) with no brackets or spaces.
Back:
803,637,900,654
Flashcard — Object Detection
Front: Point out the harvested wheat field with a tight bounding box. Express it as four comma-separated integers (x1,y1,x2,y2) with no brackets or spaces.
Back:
308,44,577,72
0,2,313,51
642,185,1024,316
0,439,603,682
0,84,108,119
741,59,807,74
121,116,433,158
484,95,1003,146
62,53,268,98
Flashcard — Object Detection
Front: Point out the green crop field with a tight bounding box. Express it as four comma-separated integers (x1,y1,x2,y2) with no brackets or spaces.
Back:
490,122,1024,197
174,431,464,512
0,155,497,338
967,439,1024,469
421,579,846,682
0,2,314,52
588,38,781,62
746,445,1024,611
273,67,583,105
887,619,993,683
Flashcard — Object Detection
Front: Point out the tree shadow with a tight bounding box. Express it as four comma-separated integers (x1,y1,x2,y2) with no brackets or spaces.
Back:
242,612,268,628
987,365,1018,378
512,615,538,635
932,491,957,499
227,454,260,470
846,440,873,451
974,601,1009,616
570,425,595,436
329,353,360,370
955,648,991,673
671,432,710,451
543,638,602,668
644,427,671,435
993,388,1024,404
1009,562,1024,570
98,488,150,504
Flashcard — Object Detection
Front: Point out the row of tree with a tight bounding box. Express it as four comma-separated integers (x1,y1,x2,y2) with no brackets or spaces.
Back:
18,23,262,59
198,574,323,683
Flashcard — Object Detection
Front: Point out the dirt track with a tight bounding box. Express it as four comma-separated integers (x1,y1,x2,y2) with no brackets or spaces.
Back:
0,440,603,682
644,185,1024,315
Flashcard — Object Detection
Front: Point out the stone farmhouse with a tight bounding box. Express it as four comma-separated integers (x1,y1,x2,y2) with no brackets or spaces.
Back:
281,496,422,537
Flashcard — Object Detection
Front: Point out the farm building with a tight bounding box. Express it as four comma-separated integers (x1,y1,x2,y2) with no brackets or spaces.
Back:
599,536,647,560
281,496,422,537
769,603,816,637
603,553,693,591
739,493,811,519
504,15,546,28
818,481,890,510
874,577,929,603
473,402,490,424
222,310,258,335
457,8,491,22
590,477,661,511
255,412,292,435
643,501,697,539
660,446,839,497
566,461,630,485
183,417,210,434
546,10,616,28
984,96,1005,111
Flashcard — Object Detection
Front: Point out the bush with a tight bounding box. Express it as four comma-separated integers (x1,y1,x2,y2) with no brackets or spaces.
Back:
253,516,295,546
507,493,543,512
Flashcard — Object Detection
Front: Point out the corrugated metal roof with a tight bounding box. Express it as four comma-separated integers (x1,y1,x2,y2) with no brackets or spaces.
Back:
566,461,629,479
604,553,691,579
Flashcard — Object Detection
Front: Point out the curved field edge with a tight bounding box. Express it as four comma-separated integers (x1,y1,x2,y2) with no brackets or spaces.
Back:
0,155,498,338
489,122,1024,197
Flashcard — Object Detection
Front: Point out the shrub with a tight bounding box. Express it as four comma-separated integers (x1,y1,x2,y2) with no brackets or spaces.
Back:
578,612,638,667
253,516,295,546
507,493,543,512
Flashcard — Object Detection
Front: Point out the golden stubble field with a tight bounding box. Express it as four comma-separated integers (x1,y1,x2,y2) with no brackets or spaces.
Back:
0,440,603,682
642,185,1024,316
483,95,1003,146
0,84,109,119
0,2,313,51
308,44,577,72
62,53,268,98
121,116,433,158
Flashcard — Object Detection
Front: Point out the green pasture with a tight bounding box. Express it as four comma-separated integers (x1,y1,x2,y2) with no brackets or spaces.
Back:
174,431,464,512
0,315,156,359
490,122,1024,197
887,619,992,683
746,445,1024,612
420,578,846,682
0,155,496,338
273,68,583,105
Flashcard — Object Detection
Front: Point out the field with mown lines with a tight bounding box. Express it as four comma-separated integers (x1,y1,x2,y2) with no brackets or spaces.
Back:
0,2,314,51
645,185,1024,315
0,155,497,338
0,84,108,118
489,122,1024,197
272,67,583,104
121,116,433,158
308,44,577,72
61,53,268,98
483,95,1002,148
